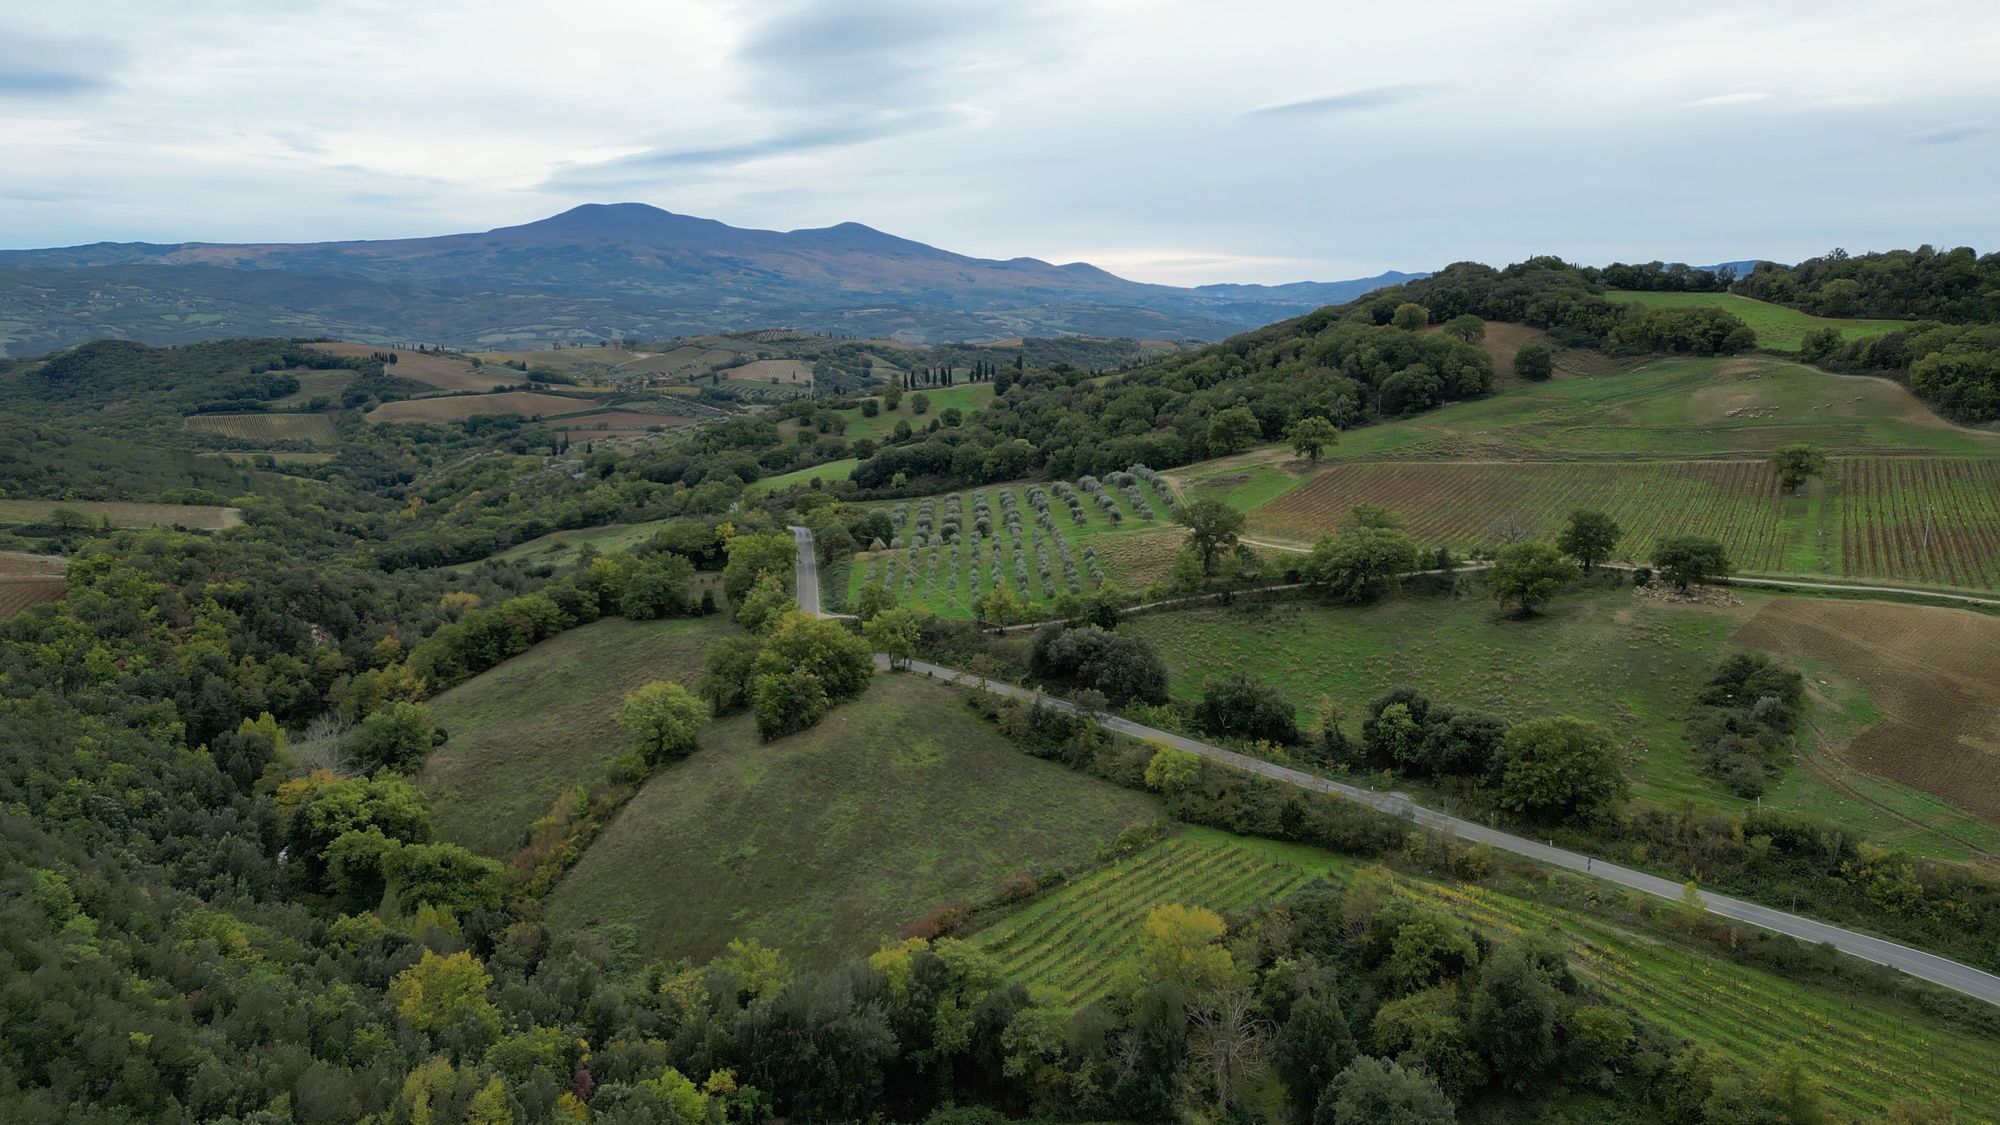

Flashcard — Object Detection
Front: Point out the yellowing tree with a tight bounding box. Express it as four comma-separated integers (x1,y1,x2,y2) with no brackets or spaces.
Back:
1125,903,1235,1001
390,949,501,1036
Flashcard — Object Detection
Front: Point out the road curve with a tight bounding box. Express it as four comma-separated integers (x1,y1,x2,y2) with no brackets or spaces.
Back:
795,526,2000,1006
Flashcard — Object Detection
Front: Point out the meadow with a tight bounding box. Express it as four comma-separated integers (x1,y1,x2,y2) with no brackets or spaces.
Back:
747,457,862,495
1609,290,1917,351
264,369,355,406
832,382,997,441
185,412,340,445
0,499,241,530
542,675,1162,966
482,518,687,568
422,615,735,858
972,827,2000,1119
548,409,697,439
366,391,599,423
846,470,1185,618
1121,586,2000,860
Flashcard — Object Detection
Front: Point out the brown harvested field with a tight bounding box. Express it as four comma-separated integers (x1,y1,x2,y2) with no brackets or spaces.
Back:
306,341,513,393
0,551,66,578
267,370,354,406
366,392,598,424
0,578,65,618
551,410,697,434
0,500,241,530
185,412,339,444
1251,459,1788,566
1735,599,2000,824
1423,321,1640,386
725,358,813,384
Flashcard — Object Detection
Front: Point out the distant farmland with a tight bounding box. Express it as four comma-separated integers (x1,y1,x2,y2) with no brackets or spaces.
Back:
306,341,514,392
0,500,241,530
366,392,598,423
265,370,355,406
185,412,339,444
0,552,66,618
1610,291,1916,351
550,409,697,437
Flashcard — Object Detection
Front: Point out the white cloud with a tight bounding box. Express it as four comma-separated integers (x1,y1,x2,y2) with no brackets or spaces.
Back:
1681,91,1773,108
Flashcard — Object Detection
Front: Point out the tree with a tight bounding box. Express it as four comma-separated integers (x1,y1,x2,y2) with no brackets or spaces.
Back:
1441,314,1485,343
1196,674,1300,744
1702,1049,1837,1125
753,612,875,701
1391,302,1431,331
1653,535,1731,591
735,570,798,632
389,950,501,1037
616,681,707,766
1207,406,1262,455
751,669,830,740
1514,343,1553,381
884,385,902,410
1288,415,1341,462
1125,903,1235,1001
345,702,439,775
1468,944,1560,1093
1144,745,1202,794
1178,497,1247,573
1274,989,1356,1122
723,532,795,602
1768,442,1827,495
1489,540,1577,616
859,398,879,417
1556,509,1621,572
851,579,896,621
1026,624,1169,705
1497,716,1625,822
1315,1057,1454,1125
1302,526,1422,602
621,553,697,619
863,607,920,670
911,391,931,415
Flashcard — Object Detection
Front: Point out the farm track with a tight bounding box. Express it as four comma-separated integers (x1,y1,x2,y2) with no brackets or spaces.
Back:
793,527,2000,1007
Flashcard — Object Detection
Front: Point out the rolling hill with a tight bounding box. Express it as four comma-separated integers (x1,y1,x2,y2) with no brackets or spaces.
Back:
0,203,1422,354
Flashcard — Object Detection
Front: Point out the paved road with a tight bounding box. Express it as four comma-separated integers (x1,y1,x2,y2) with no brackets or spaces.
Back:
787,525,822,616
798,527,2000,1006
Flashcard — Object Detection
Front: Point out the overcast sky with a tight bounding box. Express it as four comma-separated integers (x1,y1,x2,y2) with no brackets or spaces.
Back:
2,0,1997,284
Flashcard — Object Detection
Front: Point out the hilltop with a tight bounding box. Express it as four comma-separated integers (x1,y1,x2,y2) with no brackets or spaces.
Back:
0,203,1420,355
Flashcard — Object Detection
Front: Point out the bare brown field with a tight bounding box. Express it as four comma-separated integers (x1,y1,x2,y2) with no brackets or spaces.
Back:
1735,599,2000,824
185,413,339,444
0,551,66,577
366,392,598,424
306,342,513,392
266,370,354,406
725,358,813,384
0,500,241,530
551,410,698,435
0,578,65,618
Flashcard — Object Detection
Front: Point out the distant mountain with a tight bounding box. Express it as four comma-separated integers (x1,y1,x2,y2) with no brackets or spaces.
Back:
0,204,1421,355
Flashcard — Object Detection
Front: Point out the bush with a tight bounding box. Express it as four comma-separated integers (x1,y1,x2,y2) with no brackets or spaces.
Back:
1195,674,1300,745
1026,623,1169,706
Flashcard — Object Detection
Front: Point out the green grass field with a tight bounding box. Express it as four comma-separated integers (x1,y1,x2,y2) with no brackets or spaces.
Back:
749,457,861,496
833,383,997,441
422,615,734,858
543,675,1162,966
486,518,685,568
973,827,2000,1119
1609,291,1917,351
847,473,1185,618
1122,587,2000,860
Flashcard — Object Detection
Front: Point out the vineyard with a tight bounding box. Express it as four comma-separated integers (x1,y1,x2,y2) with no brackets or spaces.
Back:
1399,878,2000,1121
1248,456,2000,591
184,412,340,445
0,577,64,618
974,827,2000,1117
366,392,599,424
846,468,1184,618
973,829,1344,1006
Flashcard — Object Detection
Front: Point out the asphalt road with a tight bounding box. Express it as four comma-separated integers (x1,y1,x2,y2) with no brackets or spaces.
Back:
794,526,2000,1006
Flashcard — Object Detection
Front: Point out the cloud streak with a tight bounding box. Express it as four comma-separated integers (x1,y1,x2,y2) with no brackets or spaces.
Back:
539,109,967,190
1908,121,1992,145
1244,84,1442,119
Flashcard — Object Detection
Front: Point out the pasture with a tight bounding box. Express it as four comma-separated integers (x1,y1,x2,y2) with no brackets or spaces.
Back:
973,828,2000,1119
486,518,686,567
845,471,1185,618
365,391,598,423
543,675,1161,966
1122,586,2000,859
834,382,997,441
306,341,513,392
185,412,340,445
1609,290,1917,351
749,457,861,496
724,358,814,385
265,369,354,406
422,615,735,858
0,499,241,530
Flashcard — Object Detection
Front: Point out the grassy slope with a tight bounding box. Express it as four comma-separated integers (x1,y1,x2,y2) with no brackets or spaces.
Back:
422,615,733,858
486,518,683,567
976,828,1999,1118
748,457,862,496
1121,586,2000,860
1609,291,1916,351
543,675,1161,967
835,383,997,441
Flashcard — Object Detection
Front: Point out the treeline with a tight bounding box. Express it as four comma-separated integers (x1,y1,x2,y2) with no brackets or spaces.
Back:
1736,245,2000,322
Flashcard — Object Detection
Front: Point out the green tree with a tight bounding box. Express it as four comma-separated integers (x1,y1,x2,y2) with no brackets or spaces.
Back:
1144,745,1201,794
1316,1057,1454,1125
1442,314,1485,343
1207,406,1262,455
1497,716,1625,822
1514,343,1554,381
1702,1048,1837,1125
884,385,902,410
1468,944,1560,1093
723,531,795,602
1178,497,1247,573
863,607,920,669
754,612,875,701
616,681,707,765
1274,989,1356,1123
1653,535,1731,591
1768,442,1827,495
1489,540,1577,616
1195,673,1300,744
345,701,438,775
1302,526,1422,602
751,669,830,739
735,570,798,632
1288,415,1341,462
1123,903,1235,1001
911,391,931,415
851,579,896,621
621,552,697,619
389,950,501,1037
1555,509,1621,572
1391,302,1431,331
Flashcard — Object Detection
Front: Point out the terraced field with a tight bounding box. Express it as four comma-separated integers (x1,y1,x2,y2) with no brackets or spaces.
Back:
185,412,340,445
847,469,1184,618
974,829,1344,1006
